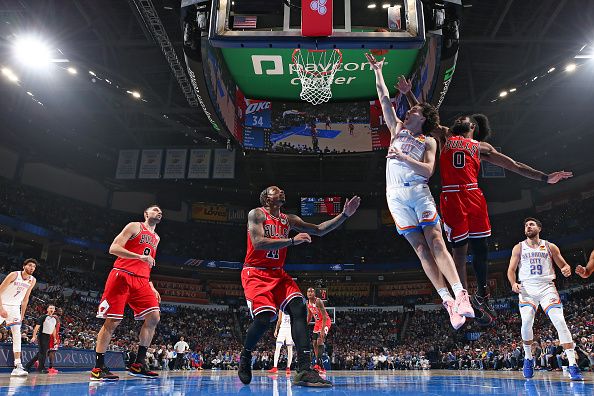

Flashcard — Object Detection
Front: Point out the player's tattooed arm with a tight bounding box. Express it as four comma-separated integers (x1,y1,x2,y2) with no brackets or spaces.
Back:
507,243,522,293
287,196,361,236
549,243,572,277
576,251,594,278
479,142,573,183
316,298,329,332
248,209,310,250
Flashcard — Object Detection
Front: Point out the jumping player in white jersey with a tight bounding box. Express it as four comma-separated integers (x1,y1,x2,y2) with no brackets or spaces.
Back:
0,258,37,376
269,311,294,374
367,53,474,329
507,218,583,381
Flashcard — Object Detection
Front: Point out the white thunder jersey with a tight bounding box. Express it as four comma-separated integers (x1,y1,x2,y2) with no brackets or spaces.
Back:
279,313,291,330
518,239,555,283
386,129,428,188
1,271,35,306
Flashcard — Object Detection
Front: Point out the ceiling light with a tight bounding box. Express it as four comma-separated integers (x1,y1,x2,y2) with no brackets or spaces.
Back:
89,70,96,76
547,67,555,73
67,67,77,74
382,3,390,8
565,63,576,72
1,67,19,82
26,91,34,96
509,88,516,92
13,36,51,67
574,54,593,59
131,91,141,98
367,3,377,8
499,91,508,97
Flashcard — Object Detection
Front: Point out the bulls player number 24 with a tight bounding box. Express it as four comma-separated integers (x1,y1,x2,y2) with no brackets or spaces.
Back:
266,250,280,260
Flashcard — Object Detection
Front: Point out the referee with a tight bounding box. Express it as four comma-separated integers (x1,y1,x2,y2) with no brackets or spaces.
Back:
25,304,58,373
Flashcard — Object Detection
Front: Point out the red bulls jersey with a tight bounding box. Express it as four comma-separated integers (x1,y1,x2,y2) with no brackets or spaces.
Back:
244,208,291,269
440,135,481,189
113,222,159,278
307,298,326,323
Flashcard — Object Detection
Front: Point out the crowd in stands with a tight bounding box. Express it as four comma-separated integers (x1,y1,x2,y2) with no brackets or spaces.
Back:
2,177,593,269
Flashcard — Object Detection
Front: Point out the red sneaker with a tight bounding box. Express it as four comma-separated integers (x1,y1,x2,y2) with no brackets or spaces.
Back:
313,364,321,372
268,367,278,374
285,368,291,375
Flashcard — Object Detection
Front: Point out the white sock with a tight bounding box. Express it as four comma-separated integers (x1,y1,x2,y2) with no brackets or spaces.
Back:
14,358,21,366
273,343,281,368
437,288,453,302
523,344,532,360
451,283,464,296
566,349,577,366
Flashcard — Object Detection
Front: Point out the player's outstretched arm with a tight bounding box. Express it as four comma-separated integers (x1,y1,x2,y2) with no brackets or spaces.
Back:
576,250,594,279
479,142,573,183
395,75,420,108
365,53,402,136
549,243,572,277
287,196,361,236
507,244,522,294
248,208,310,250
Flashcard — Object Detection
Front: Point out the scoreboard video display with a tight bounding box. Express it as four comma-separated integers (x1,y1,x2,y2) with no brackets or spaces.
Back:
300,197,342,217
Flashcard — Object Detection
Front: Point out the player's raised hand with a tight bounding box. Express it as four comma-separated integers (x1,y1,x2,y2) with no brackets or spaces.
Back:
365,53,384,70
386,146,407,161
293,233,312,245
343,196,361,217
561,265,572,277
576,265,590,278
546,171,573,184
396,75,412,94
511,283,522,294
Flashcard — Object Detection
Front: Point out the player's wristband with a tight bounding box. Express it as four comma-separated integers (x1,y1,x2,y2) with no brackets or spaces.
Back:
541,174,548,182
290,237,294,246
341,212,350,219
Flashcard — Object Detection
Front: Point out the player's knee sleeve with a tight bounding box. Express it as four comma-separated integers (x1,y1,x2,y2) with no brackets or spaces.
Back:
285,298,307,323
470,237,488,260
10,325,21,353
548,307,573,345
519,306,535,341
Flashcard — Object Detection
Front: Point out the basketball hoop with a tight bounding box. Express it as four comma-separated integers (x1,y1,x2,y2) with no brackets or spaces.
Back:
291,48,342,105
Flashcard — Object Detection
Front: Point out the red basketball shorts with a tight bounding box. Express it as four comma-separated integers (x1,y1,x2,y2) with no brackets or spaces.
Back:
313,321,331,335
96,269,160,321
241,267,304,320
440,188,491,243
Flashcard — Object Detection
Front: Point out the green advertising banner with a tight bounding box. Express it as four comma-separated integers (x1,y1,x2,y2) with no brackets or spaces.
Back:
220,48,419,101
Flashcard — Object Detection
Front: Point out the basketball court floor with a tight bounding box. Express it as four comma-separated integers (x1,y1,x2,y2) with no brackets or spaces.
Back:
0,370,591,396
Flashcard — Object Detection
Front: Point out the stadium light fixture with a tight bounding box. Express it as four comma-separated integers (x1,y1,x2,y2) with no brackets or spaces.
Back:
382,3,390,8
131,91,141,99
499,91,508,97
67,67,77,75
509,88,516,92
547,67,555,73
565,63,577,72
13,36,52,67
1,67,19,83
574,54,593,59
367,3,377,8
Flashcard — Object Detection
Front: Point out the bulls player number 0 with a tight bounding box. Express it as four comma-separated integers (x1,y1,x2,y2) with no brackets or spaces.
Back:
453,151,465,169
143,247,151,256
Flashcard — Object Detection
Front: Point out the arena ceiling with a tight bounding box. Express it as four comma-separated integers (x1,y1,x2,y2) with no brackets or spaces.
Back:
0,0,593,201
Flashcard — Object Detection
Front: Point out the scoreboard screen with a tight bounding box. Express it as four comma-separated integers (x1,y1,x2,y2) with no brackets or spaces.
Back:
300,197,342,217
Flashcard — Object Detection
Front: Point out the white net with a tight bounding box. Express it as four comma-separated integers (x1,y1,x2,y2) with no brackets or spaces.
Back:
292,49,342,105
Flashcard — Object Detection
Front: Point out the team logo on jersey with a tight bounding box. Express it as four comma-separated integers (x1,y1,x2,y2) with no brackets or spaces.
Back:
280,216,288,225
421,211,434,220
539,245,546,250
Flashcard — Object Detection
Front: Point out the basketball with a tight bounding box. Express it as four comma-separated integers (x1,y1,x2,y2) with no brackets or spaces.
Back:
371,28,390,56
370,48,389,56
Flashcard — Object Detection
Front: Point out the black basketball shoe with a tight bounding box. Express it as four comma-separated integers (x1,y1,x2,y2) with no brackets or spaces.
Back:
238,352,252,385
471,294,496,326
293,368,333,387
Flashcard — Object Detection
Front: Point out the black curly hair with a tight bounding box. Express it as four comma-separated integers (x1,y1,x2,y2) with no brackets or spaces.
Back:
470,113,491,141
